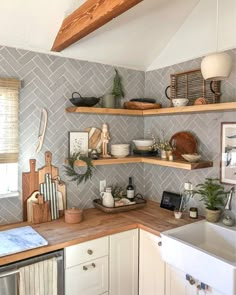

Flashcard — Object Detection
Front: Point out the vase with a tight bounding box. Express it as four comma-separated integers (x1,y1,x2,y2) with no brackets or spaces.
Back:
102,94,115,108
205,208,221,223
160,150,167,159
166,151,173,161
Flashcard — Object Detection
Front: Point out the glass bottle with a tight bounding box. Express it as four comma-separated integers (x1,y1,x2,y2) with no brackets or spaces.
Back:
126,177,135,201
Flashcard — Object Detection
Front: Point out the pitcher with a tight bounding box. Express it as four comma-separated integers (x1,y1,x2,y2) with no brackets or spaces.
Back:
100,187,114,207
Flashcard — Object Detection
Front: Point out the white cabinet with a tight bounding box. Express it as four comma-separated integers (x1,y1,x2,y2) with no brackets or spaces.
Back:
139,229,165,295
109,229,138,295
65,236,109,268
65,256,108,295
65,236,109,295
166,264,198,295
166,264,225,295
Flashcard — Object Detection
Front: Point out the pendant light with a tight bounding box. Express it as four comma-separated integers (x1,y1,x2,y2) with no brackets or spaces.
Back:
201,0,232,81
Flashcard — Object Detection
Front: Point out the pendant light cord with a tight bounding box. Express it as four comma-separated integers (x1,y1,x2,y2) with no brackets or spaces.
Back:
216,0,219,52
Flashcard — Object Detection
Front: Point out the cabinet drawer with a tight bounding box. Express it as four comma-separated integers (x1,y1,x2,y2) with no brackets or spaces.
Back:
65,236,109,268
65,256,108,295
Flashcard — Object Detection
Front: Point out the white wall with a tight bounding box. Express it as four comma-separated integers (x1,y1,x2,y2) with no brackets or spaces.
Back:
148,0,236,71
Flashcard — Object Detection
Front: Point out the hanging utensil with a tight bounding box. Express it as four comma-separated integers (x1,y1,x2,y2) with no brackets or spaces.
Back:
36,108,48,153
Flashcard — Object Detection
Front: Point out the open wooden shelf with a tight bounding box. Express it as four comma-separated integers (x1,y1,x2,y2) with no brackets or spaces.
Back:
69,156,213,170
142,102,236,116
66,106,143,116
66,102,236,117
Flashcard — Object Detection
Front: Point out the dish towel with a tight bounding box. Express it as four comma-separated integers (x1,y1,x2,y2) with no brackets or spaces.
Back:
19,257,57,295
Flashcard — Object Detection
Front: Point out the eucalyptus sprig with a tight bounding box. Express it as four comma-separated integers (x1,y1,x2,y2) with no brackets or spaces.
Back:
64,152,94,185
112,69,124,99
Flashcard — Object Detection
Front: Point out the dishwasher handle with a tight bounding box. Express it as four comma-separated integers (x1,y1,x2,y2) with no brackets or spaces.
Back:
0,269,19,279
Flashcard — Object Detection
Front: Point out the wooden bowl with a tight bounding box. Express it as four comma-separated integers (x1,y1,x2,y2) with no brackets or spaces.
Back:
65,208,83,224
124,101,161,110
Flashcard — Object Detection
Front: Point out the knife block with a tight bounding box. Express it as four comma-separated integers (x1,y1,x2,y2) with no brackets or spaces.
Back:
32,195,51,224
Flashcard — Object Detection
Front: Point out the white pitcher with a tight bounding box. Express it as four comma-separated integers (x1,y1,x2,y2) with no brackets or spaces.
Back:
100,187,114,208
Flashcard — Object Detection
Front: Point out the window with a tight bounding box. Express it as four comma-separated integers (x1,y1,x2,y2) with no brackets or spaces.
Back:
0,78,21,198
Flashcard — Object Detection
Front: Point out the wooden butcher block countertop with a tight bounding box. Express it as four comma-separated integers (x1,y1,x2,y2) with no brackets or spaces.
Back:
0,201,200,266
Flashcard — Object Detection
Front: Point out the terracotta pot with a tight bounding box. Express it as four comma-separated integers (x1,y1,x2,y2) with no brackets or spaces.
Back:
205,208,221,223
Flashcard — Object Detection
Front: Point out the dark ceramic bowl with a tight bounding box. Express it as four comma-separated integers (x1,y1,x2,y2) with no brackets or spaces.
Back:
69,92,100,107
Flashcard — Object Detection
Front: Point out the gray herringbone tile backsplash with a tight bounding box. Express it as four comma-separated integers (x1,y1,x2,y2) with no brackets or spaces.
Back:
0,46,145,224
144,49,236,215
0,45,235,224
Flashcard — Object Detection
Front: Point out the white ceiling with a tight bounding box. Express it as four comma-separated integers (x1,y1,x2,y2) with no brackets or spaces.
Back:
0,0,235,71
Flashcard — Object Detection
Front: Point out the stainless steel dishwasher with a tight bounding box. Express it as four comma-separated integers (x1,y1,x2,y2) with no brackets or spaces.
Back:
0,249,64,295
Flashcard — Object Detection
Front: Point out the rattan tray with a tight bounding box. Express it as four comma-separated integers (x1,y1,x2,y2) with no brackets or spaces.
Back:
93,198,147,213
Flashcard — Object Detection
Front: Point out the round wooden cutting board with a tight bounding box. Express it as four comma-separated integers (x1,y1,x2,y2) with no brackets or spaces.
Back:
170,132,198,159
85,127,102,150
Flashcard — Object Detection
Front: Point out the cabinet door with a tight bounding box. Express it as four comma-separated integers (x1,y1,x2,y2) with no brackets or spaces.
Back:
139,230,165,295
109,229,138,295
166,264,198,295
166,264,226,295
65,256,108,295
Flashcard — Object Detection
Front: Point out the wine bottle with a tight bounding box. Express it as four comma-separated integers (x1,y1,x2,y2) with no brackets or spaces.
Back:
126,177,134,201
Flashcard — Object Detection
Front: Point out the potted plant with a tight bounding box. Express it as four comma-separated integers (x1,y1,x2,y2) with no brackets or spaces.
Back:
151,131,173,160
102,69,124,108
112,69,124,99
193,178,228,222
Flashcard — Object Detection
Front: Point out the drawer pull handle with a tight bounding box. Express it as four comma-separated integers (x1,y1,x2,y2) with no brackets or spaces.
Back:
83,263,96,271
87,249,93,255
158,241,162,246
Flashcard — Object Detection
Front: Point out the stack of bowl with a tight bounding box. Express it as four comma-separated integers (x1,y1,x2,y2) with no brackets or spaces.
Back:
111,144,130,158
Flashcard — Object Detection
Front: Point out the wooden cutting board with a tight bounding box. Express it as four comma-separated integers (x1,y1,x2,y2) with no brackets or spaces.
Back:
38,151,59,184
85,127,102,150
170,132,198,160
22,159,39,221
54,177,67,216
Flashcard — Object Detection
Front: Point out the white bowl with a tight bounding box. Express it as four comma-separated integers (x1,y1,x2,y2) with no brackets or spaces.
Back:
172,98,189,107
133,139,153,150
111,151,130,158
182,153,201,162
111,147,130,152
111,148,129,151
111,144,130,148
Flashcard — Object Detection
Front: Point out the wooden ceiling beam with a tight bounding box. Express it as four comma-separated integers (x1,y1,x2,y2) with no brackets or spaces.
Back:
51,0,143,52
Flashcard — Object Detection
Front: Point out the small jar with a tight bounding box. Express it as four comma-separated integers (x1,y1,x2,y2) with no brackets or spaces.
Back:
174,210,182,219
189,207,198,219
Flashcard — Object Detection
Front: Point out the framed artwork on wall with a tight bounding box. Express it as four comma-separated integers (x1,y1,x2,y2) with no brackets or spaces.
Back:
69,131,89,157
220,122,236,185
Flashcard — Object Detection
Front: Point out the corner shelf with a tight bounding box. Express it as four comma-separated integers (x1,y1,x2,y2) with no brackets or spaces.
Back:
69,156,213,170
65,102,236,117
66,106,143,116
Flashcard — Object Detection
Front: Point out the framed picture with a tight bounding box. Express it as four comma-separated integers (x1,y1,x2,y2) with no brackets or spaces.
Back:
220,122,236,185
69,131,89,157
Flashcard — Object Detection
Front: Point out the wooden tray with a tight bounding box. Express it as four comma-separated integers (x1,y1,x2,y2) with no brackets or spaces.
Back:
93,198,147,213
124,101,161,110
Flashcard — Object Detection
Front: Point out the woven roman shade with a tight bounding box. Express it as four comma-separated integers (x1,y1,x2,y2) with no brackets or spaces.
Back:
0,78,21,163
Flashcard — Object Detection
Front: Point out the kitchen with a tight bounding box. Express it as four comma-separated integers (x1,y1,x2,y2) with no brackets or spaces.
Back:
0,0,236,294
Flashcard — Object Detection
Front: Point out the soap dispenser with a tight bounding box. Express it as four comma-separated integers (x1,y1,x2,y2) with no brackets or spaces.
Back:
222,187,235,227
